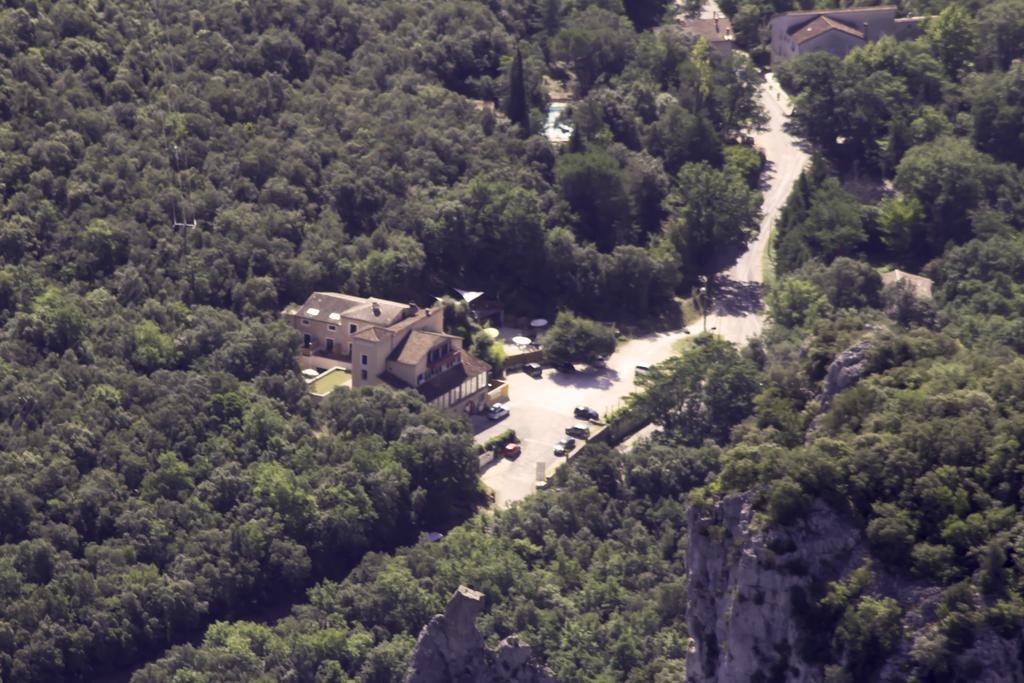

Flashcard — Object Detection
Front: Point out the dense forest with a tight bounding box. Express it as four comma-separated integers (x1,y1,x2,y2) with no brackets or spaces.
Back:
0,0,777,680
4,0,1024,679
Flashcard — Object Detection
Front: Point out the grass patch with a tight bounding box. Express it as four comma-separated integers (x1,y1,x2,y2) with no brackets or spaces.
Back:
309,367,352,395
762,225,777,288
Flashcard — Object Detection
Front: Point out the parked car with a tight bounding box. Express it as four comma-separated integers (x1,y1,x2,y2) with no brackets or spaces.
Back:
574,406,599,420
565,424,590,439
485,404,510,421
554,361,576,373
503,442,522,459
635,364,650,374
523,363,543,377
554,437,576,456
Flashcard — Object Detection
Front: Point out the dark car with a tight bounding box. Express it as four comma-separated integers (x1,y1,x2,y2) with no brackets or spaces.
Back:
565,424,590,439
574,406,599,421
554,437,576,456
523,363,543,378
554,361,577,373
503,442,522,459
485,404,510,421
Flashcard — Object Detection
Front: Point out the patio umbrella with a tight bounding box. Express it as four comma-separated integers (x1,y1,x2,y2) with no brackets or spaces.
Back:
482,327,500,339
512,336,532,346
530,318,549,328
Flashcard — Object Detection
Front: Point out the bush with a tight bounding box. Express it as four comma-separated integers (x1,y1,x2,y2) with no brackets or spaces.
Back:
484,429,517,451
543,311,617,365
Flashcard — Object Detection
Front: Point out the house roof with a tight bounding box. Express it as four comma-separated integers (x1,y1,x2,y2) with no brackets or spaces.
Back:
881,269,933,298
353,327,383,343
777,5,896,18
790,15,865,45
416,352,491,402
679,16,735,43
290,292,414,326
389,330,461,366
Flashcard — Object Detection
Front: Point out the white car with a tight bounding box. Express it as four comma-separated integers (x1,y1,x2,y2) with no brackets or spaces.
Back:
485,404,510,421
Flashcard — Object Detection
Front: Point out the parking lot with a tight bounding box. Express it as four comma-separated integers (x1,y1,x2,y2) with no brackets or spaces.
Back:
475,327,693,507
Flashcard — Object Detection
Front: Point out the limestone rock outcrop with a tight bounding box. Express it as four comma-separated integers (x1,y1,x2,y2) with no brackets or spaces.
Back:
686,492,1024,682
405,586,556,683
685,491,864,682
816,334,875,409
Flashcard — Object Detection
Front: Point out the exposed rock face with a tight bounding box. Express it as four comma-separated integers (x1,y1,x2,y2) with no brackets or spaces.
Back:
817,334,875,409
686,493,1024,682
405,586,557,683
685,492,864,682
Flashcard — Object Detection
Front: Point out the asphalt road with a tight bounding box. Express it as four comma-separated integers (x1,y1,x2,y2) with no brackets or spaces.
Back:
478,74,807,508
702,73,809,343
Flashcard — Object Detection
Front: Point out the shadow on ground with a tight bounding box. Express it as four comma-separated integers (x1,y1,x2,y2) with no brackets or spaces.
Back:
710,277,765,317
548,367,620,389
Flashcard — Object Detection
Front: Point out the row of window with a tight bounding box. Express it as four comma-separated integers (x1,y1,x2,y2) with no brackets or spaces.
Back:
299,318,358,335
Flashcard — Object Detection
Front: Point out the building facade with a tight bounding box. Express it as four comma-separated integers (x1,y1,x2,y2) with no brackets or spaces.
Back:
286,292,491,414
769,6,921,64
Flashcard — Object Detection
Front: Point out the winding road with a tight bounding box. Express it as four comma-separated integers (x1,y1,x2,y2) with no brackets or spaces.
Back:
480,74,809,505
700,72,809,343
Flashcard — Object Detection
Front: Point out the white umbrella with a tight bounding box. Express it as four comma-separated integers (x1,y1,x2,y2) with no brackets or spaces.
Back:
482,327,500,339
454,288,484,304
530,318,549,328
512,336,532,346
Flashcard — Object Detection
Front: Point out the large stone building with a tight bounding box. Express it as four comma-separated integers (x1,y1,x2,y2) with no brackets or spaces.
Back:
769,5,923,64
286,292,491,414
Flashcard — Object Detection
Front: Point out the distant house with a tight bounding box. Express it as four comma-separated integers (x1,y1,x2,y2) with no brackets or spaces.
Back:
769,5,924,64
881,269,933,299
679,14,735,57
286,292,491,414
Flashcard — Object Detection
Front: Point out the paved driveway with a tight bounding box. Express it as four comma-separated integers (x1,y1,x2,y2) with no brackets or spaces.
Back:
479,73,807,508
477,329,692,507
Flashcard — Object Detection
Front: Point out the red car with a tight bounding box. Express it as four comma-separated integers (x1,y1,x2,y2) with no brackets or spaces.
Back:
503,442,522,459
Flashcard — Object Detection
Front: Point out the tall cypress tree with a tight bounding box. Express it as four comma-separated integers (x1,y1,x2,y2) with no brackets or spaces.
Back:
544,0,560,35
507,44,530,137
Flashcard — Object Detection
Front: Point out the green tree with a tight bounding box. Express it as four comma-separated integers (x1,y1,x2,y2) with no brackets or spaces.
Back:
506,44,530,136
555,147,633,251
664,162,761,276
543,311,617,365
926,5,975,78
629,335,760,444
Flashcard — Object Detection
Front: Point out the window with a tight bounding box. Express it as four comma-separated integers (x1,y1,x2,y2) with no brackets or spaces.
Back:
301,319,310,326
349,324,357,334
361,354,368,365
328,325,336,331
361,369,367,381
417,373,424,385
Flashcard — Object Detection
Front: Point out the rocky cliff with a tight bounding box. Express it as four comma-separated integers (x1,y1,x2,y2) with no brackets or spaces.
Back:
405,586,557,683
685,493,1024,682
685,491,865,682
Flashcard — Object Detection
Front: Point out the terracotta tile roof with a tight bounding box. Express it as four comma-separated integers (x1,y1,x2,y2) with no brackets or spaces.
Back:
778,5,896,18
290,292,416,326
290,292,366,323
416,352,491,402
353,327,383,343
790,15,865,45
389,330,461,365
881,269,933,298
345,299,411,325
